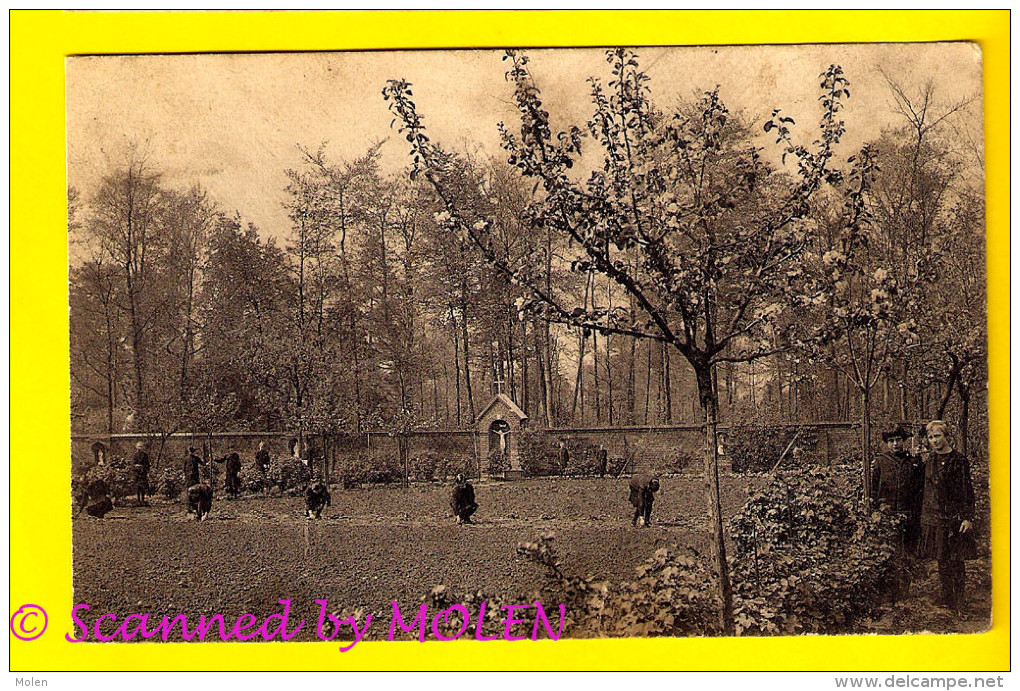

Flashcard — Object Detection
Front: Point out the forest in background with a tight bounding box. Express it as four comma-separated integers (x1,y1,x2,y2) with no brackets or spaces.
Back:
69,52,987,464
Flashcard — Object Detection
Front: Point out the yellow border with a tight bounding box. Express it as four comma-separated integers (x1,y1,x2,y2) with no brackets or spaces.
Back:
10,10,1010,671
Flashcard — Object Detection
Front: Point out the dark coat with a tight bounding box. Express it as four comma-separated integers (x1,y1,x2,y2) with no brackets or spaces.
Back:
255,449,271,475
628,474,659,510
305,480,331,514
83,476,113,518
871,450,924,514
920,450,975,528
132,450,151,490
451,481,477,516
225,453,242,477
919,449,976,561
187,482,213,519
185,453,202,487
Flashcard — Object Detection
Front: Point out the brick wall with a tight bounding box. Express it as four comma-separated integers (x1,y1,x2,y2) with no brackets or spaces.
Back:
72,422,864,480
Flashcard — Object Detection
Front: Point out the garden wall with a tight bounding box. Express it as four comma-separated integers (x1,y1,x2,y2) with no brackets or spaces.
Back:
73,421,864,482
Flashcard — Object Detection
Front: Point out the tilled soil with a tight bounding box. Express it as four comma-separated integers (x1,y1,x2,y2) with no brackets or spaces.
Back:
72,475,759,641
73,474,987,640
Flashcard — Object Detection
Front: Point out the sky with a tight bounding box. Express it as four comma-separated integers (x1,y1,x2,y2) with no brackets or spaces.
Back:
66,42,983,242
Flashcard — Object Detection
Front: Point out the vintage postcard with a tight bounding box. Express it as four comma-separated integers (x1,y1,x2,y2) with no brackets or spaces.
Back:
64,41,989,643
9,9,1010,675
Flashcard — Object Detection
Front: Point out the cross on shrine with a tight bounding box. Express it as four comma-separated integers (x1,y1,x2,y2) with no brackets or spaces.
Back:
493,375,506,395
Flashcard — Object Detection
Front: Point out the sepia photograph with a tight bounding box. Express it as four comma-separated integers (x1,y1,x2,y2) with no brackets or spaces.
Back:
65,41,990,645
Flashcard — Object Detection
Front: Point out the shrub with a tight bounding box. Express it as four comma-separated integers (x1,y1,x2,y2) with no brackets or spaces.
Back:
409,451,441,482
98,456,135,501
486,449,507,476
519,431,561,477
434,455,476,482
277,456,312,492
727,465,901,635
607,451,633,478
337,454,401,489
238,460,270,493
159,467,185,500
516,531,721,637
560,439,604,477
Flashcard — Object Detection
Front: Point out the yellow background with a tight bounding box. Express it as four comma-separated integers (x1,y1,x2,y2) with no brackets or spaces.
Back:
9,10,1010,671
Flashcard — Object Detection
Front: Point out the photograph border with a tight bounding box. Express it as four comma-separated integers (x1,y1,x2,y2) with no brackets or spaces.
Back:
10,9,1010,671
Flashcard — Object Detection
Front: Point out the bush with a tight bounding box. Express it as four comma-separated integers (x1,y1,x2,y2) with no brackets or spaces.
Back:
486,449,507,476
726,425,819,473
519,431,561,477
435,455,476,482
408,451,441,482
95,456,135,501
337,454,401,489
516,531,721,637
607,449,633,478
277,456,312,492
727,465,901,635
519,434,610,477
560,439,603,477
159,467,185,500
238,460,270,493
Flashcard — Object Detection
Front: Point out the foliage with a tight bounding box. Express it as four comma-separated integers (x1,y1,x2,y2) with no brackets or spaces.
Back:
485,449,507,476
608,442,636,478
509,466,904,638
408,451,441,482
97,456,135,501
408,451,475,482
158,467,186,500
560,439,605,477
337,454,402,489
727,466,901,635
238,460,270,494
516,531,721,637
519,430,562,477
276,456,312,493
385,49,862,632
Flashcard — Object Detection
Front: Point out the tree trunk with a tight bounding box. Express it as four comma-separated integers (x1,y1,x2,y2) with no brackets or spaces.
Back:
662,342,672,424
693,360,735,636
536,338,550,427
543,323,555,427
105,308,115,435
643,339,652,425
592,328,601,424
937,354,964,420
956,379,971,458
521,319,529,415
461,305,476,423
451,309,462,426
627,337,637,424
571,330,586,422
860,387,873,500
605,328,614,426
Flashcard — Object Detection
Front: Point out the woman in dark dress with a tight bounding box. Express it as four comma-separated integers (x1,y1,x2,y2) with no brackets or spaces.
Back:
132,441,151,505
918,420,976,618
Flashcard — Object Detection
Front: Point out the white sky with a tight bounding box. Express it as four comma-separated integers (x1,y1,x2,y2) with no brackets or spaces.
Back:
66,43,983,242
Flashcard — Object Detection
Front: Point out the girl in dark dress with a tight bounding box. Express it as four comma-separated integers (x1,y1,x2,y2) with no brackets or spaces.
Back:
917,420,976,618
